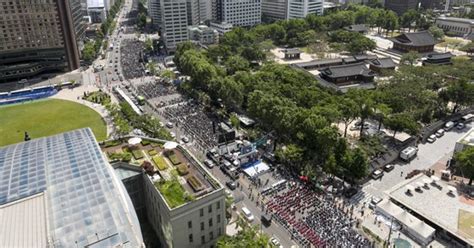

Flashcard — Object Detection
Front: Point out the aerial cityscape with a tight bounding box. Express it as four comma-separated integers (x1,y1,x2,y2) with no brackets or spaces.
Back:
0,0,474,247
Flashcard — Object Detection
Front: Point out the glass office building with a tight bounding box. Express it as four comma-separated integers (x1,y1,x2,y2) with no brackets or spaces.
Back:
0,128,143,247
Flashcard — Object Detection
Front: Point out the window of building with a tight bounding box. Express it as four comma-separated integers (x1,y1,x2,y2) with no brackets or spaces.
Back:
200,208,204,217
210,231,214,240
188,221,192,229
208,205,212,213
216,201,221,210
217,214,221,224
209,218,213,227
189,234,193,243
201,235,205,244
218,227,222,236
201,222,204,230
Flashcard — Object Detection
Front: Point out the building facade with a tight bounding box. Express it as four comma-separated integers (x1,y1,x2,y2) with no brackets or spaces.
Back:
215,0,261,27
287,0,323,20
436,17,474,38
390,31,436,53
148,0,162,27
0,0,82,83
384,0,418,15
209,21,233,35
160,0,190,52
188,25,219,45
262,0,287,21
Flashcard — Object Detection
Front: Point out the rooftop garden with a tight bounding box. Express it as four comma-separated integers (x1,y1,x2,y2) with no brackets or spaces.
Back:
154,177,195,208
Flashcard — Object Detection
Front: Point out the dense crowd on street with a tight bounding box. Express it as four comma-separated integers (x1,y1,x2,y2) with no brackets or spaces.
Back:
160,101,217,151
266,183,371,248
120,40,145,79
137,80,177,100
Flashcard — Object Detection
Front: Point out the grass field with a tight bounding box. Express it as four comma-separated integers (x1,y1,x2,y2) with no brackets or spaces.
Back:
0,99,107,147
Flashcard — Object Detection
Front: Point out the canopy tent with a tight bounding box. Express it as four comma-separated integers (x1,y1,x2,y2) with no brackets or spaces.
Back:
163,141,178,150
242,161,270,178
128,137,142,145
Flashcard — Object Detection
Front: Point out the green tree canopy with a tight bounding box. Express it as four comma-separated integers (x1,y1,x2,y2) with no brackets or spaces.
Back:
455,147,474,185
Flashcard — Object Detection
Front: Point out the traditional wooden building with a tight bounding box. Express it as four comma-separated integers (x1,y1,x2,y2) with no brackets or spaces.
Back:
390,31,436,53
320,63,375,85
282,48,302,60
344,24,368,34
422,52,455,66
367,57,397,72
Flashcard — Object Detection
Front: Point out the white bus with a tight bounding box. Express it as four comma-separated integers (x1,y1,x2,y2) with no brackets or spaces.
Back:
461,114,474,123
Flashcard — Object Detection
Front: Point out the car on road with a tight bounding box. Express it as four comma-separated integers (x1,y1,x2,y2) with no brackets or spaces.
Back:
241,207,254,222
204,159,214,169
427,134,436,143
166,122,174,128
457,123,465,130
371,169,383,179
444,121,455,131
226,181,237,190
270,237,283,248
435,129,445,138
181,136,189,143
368,197,382,210
383,164,394,172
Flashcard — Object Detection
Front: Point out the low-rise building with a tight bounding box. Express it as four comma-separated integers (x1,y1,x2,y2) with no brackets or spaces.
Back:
422,52,455,66
436,16,474,38
367,57,397,72
454,127,474,153
210,22,234,35
319,63,375,85
188,25,219,45
390,31,437,53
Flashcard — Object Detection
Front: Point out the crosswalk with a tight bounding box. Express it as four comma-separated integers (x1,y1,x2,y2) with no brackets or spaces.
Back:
349,190,373,206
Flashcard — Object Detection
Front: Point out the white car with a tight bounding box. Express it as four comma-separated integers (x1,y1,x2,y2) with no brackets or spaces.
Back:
241,207,254,222
166,122,174,128
427,134,436,143
270,237,283,248
435,129,444,138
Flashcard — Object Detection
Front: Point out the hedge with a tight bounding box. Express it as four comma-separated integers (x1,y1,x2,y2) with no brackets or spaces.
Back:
104,140,122,147
148,149,158,156
153,156,168,171
187,175,203,192
131,149,144,160
168,152,181,165
141,139,151,146
177,164,189,176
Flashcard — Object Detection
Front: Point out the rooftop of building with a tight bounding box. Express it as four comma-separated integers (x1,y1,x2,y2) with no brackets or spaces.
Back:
101,138,220,210
283,48,302,55
0,128,143,247
367,57,397,68
387,174,474,246
436,16,474,24
457,127,474,146
344,24,368,33
426,52,454,60
320,62,375,78
390,31,437,47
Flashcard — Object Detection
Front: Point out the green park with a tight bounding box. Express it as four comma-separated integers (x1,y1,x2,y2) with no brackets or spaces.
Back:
0,99,107,147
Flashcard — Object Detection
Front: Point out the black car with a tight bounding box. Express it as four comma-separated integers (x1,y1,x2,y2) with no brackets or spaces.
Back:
226,181,237,190
383,164,395,172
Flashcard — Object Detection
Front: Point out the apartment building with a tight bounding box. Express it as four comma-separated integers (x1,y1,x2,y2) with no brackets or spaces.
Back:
160,0,189,52
262,0,287,21
287,0,323,19
215,0,261,27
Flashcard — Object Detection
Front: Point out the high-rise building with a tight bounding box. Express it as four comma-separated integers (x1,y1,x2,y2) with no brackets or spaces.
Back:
420,0,443,9
187,0,201,25
287,0,323,19
262,0,287,21
148,0,162,27
0,128,144,247
160,0,190,51
384,0,418,16
199,0,213,22
215,0,261,27
0,0,84,83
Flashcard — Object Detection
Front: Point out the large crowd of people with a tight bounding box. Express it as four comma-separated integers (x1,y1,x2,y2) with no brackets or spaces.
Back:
161,101,217,151
266,183,370,248
137,80,177,100
121,40,145,79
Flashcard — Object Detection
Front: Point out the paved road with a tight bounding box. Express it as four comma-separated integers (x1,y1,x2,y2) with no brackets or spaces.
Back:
352,123,473,205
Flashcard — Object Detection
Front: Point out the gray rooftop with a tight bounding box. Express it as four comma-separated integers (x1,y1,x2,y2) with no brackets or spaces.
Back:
368,57,397,68
391,31,436,47
0,128,143,247
436,16,474,25
426,52,454,60
387,174,474,246
320,63,374,78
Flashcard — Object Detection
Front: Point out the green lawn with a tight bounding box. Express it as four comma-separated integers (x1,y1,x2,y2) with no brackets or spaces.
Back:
154,178,193,208
0,99,107,147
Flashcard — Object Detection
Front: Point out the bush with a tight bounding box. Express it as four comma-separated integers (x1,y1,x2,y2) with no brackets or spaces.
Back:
168,152,181,165
187,175,203,192
177,164,189,175
108,152,132,162
148,149,158,156
131,149,144,160
104,140,121,147
151,142,162,148
141,139,151,146
153,156,168,171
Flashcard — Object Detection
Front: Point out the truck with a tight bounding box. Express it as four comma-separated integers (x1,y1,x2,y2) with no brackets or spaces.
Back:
400,146,418,161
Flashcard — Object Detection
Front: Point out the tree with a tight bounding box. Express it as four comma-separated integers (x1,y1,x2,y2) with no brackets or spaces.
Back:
146,62,158,75
346,36,376,54
384,113,419,138
137,12,147,29
144,37,154,53
217,218,271,247
347,89,374,137
428,25,444,40
346,148,369,182
400,51,420,66
275,144,305,170
455,147,474,185
160,69,176,80
439,80,474,113
82,41,97,62
229,113,240,129
338,97,359,137
225,55,250,75
400,9,419,32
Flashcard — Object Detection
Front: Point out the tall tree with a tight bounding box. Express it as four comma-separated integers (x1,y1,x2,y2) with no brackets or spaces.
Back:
439,80,474,113
400,51,420,66
455,147,474,185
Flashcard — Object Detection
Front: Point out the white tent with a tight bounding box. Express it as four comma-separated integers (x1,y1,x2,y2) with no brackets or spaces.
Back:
128,137,142,145
163,141,178,150
242,161,270,178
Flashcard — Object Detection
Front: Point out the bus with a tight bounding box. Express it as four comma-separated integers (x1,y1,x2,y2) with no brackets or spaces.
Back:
461,114,474,123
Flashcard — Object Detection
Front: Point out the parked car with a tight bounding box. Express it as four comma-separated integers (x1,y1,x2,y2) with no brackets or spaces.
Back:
204,159,214,169
241,207,254,222
435,129,445,138
444,121,455,131
368,197,382,210
169,132,176,138
383,164,394,172
166,122,174,128
270,237,283,248
457,123,466,130
226,181,237,190
427,134,436,143
371,169,383,179
181,136,189,143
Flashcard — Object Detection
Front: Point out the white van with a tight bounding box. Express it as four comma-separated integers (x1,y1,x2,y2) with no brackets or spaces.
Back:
400,146,417,161
444,121,455,131
241,207,254,222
